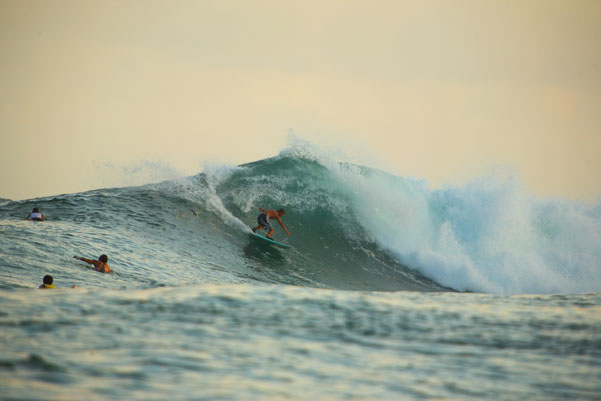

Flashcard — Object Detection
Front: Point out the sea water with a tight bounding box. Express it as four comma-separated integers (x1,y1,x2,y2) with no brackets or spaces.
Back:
1,145,600,400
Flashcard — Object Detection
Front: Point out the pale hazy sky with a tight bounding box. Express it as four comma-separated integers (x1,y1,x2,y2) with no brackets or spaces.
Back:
1,0,600,201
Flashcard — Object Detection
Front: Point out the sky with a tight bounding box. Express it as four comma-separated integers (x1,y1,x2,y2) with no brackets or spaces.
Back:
1,0,600,201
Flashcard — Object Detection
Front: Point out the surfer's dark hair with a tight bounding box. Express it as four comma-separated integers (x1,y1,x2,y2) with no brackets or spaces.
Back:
277,209,285,215
43,275,53,285
33,208,40,213
99,254,108,263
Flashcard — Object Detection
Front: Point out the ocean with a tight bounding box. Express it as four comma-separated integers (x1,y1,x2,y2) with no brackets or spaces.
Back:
1,145,600,400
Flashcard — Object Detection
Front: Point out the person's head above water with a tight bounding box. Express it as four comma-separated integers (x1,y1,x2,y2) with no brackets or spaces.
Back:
99,254,108,263
27,207,45,221
43,275,53,285
277,209,285,216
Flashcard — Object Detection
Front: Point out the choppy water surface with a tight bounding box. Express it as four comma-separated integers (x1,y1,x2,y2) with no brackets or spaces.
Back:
1,286,600,400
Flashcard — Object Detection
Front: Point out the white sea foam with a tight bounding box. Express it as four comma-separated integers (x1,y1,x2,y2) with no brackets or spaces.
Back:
337,165,601,294
282,138,601,294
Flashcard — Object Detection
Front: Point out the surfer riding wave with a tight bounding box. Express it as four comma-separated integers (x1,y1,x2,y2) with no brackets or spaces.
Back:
252,208,290,239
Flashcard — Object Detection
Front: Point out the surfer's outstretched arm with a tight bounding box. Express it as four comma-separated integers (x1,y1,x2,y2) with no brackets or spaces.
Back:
276,217,290,235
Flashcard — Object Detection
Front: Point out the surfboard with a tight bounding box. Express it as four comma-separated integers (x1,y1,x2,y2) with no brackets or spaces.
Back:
251,232,291,249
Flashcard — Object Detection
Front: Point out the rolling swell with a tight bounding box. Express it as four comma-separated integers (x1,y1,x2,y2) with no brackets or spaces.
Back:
4,149,598,294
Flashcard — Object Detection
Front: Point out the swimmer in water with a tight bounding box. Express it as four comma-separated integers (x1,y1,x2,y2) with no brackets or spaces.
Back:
39,275,56,289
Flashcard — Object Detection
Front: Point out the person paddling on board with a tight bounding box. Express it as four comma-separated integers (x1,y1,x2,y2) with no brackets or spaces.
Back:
74,254,111,273
252,208,290,240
